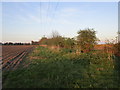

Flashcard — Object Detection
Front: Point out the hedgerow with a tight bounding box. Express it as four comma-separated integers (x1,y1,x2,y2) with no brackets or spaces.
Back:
3,46,120,88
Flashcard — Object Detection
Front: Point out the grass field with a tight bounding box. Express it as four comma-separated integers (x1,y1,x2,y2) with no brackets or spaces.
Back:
3,46,120,88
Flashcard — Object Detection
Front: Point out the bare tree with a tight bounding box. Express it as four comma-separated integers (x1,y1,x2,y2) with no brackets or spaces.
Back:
51,30,60,38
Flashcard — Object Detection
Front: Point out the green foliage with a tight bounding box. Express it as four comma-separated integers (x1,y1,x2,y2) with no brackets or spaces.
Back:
3,46,120,88
39,37,48,45
59,48,76,54
39,35,76,49
77,28,98,52
64,38,75,48
51,36,64,46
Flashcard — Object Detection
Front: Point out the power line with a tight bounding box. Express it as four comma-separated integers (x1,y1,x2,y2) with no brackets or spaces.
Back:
39,1,42,23
46,0,51,24
46,0,50,21
42,0,60,37
44,0,51,35
51,0,60,31
39,1,43,39
53,0,60,18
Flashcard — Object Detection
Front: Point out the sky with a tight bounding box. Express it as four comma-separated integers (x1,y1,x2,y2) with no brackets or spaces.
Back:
1,2,118,43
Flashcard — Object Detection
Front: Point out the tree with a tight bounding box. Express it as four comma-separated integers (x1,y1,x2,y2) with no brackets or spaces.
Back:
51,31,60,38
64,38,75,49
50,31,64,47
77,28,98,52
39,37,48,45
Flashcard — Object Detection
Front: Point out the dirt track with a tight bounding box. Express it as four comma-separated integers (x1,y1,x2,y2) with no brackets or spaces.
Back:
2,45,34,71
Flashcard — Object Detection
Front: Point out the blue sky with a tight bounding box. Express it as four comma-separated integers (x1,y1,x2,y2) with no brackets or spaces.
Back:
2,2,118,43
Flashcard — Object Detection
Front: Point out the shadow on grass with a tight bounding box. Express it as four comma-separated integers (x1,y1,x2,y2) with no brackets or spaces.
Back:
114,55,120,86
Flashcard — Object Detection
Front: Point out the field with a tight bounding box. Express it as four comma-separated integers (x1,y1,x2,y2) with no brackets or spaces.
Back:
2,45,34,71
2,46,120,88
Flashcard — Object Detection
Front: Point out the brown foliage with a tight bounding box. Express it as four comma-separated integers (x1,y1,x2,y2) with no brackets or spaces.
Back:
114,42,120,56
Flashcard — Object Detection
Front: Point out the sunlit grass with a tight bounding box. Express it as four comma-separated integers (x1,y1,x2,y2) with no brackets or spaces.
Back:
3,46,120,88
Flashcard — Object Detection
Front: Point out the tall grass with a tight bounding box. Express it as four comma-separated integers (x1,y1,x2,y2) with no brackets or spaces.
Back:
3,46,120,88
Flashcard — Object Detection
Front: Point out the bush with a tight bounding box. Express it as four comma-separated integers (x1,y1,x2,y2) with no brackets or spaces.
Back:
3,46,120,88
114,42,120,56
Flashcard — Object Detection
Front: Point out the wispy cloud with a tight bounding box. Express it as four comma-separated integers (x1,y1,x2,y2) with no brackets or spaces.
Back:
28,14,41,23
2,2,117,42
58,8,78,17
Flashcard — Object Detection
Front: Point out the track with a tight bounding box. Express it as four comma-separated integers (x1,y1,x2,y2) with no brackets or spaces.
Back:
2,45,35,71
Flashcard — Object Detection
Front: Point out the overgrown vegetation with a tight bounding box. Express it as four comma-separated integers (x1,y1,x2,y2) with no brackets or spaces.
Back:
114,42,120,56
39,28,98,52
3,46,120,88
77,28,98,52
